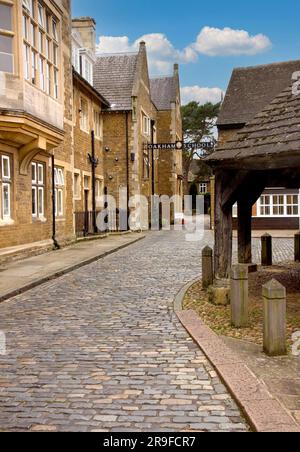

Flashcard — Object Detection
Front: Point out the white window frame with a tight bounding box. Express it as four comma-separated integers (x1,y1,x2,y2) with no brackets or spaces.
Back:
54,166,64,217
32,162,45,219
141,112,151,136
257,194,300,218
1,155,12,220
199,183,207,194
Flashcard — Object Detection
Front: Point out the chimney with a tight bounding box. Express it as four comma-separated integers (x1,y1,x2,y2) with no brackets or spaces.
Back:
139,41,146,51
72,17,96,55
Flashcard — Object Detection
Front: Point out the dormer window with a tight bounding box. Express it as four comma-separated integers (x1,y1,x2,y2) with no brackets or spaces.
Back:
79,50,93,85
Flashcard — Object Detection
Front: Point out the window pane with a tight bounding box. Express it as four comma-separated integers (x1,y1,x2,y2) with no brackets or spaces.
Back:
2,156,10,179
38,164,44,184
0,4,12,31
38,3,44,27
32,187,37,215
38,187,44,215
58,189,63,215
2,184,10,218
0,35,13,54
0,52,13,73
31,163,36,183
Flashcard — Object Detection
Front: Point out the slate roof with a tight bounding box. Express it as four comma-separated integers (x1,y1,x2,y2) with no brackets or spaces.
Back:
73,69,110,107
150,77,176,110
93,53,139,111
217,60,300,127
207,84,300,164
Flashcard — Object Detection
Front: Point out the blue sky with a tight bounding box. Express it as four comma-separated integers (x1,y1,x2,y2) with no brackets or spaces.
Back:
72,0,300,104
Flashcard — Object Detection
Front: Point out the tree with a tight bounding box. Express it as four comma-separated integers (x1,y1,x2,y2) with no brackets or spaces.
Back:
181,101,220,195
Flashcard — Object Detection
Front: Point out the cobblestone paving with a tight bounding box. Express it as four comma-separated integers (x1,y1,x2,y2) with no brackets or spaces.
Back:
0,230,250,432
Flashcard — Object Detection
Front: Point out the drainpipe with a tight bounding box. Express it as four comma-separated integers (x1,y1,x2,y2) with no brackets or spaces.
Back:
125,112,130,231
91,130,97,233
51,154,60,249
151,120,155,196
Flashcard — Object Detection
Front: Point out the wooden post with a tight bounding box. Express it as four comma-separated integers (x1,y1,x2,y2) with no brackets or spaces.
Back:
263,279,287,356
214,172,233,280
261,233,272,266
231,265,249,328
202,246,213,290
237,200,252,264
295,231,300,262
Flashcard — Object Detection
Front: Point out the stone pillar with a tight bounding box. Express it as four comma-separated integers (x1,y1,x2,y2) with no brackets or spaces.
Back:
295,232,300,262
202,246,213,290
261,233,272,266
231,265,249,328
263,279,287,356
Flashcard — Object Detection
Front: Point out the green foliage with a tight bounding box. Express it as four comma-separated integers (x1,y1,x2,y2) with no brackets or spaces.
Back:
181,101,221,187
181,101,220,152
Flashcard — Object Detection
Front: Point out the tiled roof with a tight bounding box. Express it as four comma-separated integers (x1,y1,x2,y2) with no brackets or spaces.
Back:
208,84,300,164
150,76,176,110
217,60,300,126
93,53,139,111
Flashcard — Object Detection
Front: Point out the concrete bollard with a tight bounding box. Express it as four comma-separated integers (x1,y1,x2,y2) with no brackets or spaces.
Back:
230,265,249,328
295,232,300,262
263,279,287,356
202,246,214,290
261,233,272,266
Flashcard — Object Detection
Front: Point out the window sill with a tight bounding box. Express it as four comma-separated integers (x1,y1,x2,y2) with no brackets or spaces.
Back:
0,218,14,227
32,216,47,223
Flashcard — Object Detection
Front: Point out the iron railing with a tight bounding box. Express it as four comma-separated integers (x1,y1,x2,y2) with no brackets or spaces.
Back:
75,210,120,237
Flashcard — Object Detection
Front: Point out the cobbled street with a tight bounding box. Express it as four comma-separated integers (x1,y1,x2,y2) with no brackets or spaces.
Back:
0,229,293,432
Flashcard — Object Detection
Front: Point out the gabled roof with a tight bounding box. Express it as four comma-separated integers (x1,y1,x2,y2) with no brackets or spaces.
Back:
208,85,300,164
150,76,176,110
217,60,300,127
93,53,139,111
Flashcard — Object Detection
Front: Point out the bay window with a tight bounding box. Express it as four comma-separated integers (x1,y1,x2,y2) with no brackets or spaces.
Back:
23,0,60,98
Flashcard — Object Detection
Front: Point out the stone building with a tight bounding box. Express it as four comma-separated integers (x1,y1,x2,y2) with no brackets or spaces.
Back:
94,42,157,213
71,18,110,236
0,0,74,258
150,67,183,201
0,3,184,257
207,59,300,285
94,44,183,227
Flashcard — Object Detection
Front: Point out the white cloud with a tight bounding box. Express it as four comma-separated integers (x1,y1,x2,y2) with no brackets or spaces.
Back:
193,26,272,56
96,26,272,75
97,33,197,75
181,86,224,105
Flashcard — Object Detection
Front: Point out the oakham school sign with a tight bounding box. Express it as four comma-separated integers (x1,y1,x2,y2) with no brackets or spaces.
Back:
146,141,214,151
